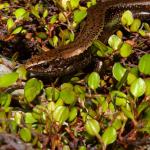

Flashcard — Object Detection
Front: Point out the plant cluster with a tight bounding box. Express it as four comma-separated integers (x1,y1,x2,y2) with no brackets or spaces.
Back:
0,2,150,150
0,0,95,61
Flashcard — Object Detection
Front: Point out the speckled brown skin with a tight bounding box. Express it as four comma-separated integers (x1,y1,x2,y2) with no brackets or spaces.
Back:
25,0,150,77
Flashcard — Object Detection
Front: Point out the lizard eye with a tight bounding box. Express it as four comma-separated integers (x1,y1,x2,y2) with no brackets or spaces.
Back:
41,62,50,69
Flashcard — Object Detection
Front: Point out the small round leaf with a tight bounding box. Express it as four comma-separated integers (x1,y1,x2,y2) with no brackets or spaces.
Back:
130,19,141,32
145,78,150,96
88,72,100,90
130,78,146,98
53,106,69,124
85,119,100,136
60,89,76,104
73,10,87,24
112,63,126,81
121,10,134,26
119,42,132,57
138,54,150,75
0,72,19,88
102,127,117,145
24,78,43,102
20,128,32,142
108,35,122,50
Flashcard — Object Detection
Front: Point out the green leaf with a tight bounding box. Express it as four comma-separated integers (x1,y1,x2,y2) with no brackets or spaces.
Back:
87,0,96,8
43,9,48,18
93,40,108,57
143,107,150,119
130,19,141,32
130,78,146,98
45,87,60,101
85,119,100,136
59,12,66,22
112,63,126,81
145,78,150,96
55,98,64,107
20,128,32,142
37,32,47,40
68,107,78,122
0,93,11,108
127,72,137,85
121,10,134,26
53,106,69,124
139,29,146,37
25,113,37,124
50,15,58,24
7,18,15,31
121,106,134,120
16,66,27,80
119,42,132,57
88,72,100,90
14,8,26,20
9,120,17,133
70,0,80,9
49,35,59,47
47,101,55,113
24,78,43,102
78,146,87,150
61,82,74,90
138,54,150,75
31,7,40,18
109,102,115,112
111,91,127,106
0,72,19,88
0,3,9,10
112,119,122,130
73,9,87,24
63,145,70,150
143,22,150,31
14,112,22,125
137,101,149,116
60,89,76,105
108,35,122,50
53,35,59,47
74,85,85,94
12,26,23,34
101,100,108,112
102,127,117,145
32,105,46,121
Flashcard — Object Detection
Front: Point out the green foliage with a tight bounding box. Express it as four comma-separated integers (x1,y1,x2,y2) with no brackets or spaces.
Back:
14,8,27,20
130,78,146,98
119,42,132,57
138,54,150,75
73,9,87,24
19,128,32,142
85,118,100,136
121,10,134,26
60,88,76,104
7,18,15,31
108,34,122,50
0,2,150,150
88,72,100,90
0,93,11,108
112,63,126,81
68,107,78,122
130,19,141,32
24,78,43,102
102,127,117,145
0,72,19,88
53,106,69,124
12,26,23,34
